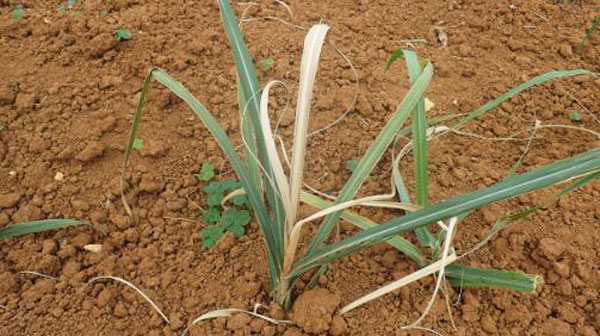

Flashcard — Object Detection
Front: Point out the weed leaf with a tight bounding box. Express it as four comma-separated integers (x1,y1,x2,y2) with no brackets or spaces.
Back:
114,29,132,41
198,163,215,181
200,225,225,249
223,209,251,238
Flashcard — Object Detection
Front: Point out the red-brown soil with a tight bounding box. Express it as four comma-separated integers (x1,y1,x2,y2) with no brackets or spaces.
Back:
1,0,599,335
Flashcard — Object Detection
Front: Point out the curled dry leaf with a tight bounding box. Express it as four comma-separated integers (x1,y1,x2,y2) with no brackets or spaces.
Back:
435,26,448,47
424,97,435,112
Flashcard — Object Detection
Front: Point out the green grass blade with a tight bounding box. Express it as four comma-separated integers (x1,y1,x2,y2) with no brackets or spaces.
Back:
218,0,286,262
383,49,404,74
0,219,84,239
450,69,593,131
445,172,600,291
124,70,152,164
300,191,425,267
305,62,434,255
391,113,466,204
125,69,281,287
392,166,411,203
403,50,434,248
578,15,600,50
291,148,600,276
217,0,261,120
445,264,539,292
237,76,261,195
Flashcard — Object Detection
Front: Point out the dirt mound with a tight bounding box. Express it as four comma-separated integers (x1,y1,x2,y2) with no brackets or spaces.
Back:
291,288,341,334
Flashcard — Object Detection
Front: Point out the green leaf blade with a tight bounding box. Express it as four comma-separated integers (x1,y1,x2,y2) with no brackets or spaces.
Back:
384,49,404,74
300,191,425,266
450,69,593,131
403,49,434,248
293,148,600,276
218,0,285,273
446,264,539,292
0,219,84,239
306,61,434,255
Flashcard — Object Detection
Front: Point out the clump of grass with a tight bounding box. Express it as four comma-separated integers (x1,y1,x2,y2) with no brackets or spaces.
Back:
121,0,599,323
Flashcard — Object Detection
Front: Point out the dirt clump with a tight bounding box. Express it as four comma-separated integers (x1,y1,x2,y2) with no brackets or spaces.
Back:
87,33,118,58
76,141,105,162
0,193,20,209
291,288,341,334
330,315,348,335
226,313,252,331
538,238,566,260
542,318,573,336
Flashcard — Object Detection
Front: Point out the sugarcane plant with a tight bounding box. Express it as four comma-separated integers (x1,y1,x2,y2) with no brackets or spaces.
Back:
122,0,599,315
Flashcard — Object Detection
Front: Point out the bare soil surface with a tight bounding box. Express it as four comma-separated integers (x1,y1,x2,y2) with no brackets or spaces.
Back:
1,0,599,335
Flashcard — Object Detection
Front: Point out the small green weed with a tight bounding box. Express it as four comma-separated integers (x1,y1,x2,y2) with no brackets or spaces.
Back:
345,158,359,173
197,162,215,181
114,29,132,41
132,138,144,150
259,57,275,71
12,5,24,21
198,178,251,248
569,111,583,121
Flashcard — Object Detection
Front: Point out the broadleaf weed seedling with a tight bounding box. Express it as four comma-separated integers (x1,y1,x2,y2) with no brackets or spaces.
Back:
132,138,144,150
114,28,132,41
195,171,252,248
344,158,359,173
259,57,275,71
12,5,24,21
197,162,215,181
570,111,583,122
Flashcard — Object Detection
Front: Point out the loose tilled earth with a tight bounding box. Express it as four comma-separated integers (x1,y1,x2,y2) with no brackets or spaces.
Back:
1,0,599,335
